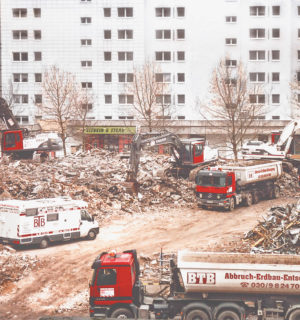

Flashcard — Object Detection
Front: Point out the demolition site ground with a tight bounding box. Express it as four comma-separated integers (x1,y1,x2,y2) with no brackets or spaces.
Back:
0,150,299,319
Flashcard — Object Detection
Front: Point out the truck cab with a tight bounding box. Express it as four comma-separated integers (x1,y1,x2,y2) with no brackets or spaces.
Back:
89,250,143,319
195,169,236,210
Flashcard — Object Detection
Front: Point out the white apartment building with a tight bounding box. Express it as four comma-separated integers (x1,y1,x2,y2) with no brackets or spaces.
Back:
1,0,300,125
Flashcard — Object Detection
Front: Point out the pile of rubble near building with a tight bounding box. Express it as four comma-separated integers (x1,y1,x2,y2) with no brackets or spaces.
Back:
244,201,300,254
0,149,299,221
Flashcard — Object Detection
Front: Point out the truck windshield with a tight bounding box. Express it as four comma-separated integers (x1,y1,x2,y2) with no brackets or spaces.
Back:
196,174,226,187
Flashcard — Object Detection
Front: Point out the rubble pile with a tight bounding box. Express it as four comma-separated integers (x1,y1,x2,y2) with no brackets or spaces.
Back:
0,149,195,219
0,245,45,290
244,202,300,253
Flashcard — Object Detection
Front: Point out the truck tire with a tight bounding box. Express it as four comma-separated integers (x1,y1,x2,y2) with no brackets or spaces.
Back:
87,230,96,240
110,308,134,319
217,310,240,320
289,310,300,320
227,198,235,211
186,310,209,320
40,238,49,249
252,191,259,204
244,193,253,207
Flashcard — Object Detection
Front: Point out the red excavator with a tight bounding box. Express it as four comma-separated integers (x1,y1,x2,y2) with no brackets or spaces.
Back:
0,97,61,159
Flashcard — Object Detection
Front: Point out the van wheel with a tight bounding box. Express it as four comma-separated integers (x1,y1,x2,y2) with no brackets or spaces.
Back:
217,310,240,320
186,309,209,320
40,238,49,249
87,230,96,240
110,308,133,319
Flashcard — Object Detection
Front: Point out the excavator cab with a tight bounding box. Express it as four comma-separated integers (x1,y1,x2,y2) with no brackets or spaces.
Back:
181,139,205,165
1,130,23,152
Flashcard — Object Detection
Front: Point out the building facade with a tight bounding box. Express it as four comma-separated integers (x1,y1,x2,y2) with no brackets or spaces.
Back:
1,0,300,127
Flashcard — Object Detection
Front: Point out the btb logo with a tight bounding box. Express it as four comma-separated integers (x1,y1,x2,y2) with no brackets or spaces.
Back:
187,272,216,285
34,216,45,228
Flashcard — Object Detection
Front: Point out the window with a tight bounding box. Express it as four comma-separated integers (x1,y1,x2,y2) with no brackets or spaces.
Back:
13,94,28,104
298,51,300,60
35,94,42,104
118,7,133,17
178,116,185,120
272,29,280,38
249,50,265,61
118,52,133,61
298,6,300,16
225,16,237,22
35,73,42,82
177,51,185,61
82,103,93,110
177,29,185,39
119,95,133,104
105,95,112,104
13,30,27,39
33,8,41,17
13,52,28,61
104,73,112,82
81,0,92,2
34,52,42,61
272,50,280,61
81,60,92,67
156,30,171,39
12,8,27,17
177,73,185,82
156,7,171,17
81,17,92,23
13,73,28,82
272,72,280,82
105,116,112,120
249,72,265,82
272,94,280,104
104,30,111,39
155,51,171,61
249,94,265,104
155,73,171,83
104,8,111,17
104,52,112,61
118,73,133,82
81,39,92,46
156,95,171,104
249,6,265,16
16,116,29,124
225,59,237,67
249,28,265,39
81,82,92,88
272,6,280,16
225,38,237,45
177,7,185,17
47,213,58,222
25,208,38,216
297,72,300,82
225,78,237,86
177,94,185,104
272,116,280,120
118,30,133,39
34,30,42,40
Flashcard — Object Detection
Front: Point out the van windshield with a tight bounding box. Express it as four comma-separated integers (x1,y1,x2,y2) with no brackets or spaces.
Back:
196,174,226,187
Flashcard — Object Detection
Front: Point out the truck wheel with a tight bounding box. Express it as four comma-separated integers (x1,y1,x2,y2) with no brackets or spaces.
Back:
110,308,134,319
87,230,96,240
186,310,209,320
273,185,280,199
252,192,259,204
289,310,300,320
40,238,49,249
245,193,253,207
217,310,240,320
227,198,235,211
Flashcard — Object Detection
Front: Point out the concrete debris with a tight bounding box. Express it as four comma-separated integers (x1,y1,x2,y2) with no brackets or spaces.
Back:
244,201,300,253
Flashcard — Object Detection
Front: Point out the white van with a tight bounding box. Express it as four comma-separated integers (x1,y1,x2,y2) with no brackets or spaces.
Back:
0,197,99,248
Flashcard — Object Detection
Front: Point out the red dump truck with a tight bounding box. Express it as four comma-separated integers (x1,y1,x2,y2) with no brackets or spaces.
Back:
195,160,282,210
89,250,300,320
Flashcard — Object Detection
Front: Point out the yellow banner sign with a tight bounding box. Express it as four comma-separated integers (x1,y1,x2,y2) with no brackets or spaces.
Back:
84,126,136,135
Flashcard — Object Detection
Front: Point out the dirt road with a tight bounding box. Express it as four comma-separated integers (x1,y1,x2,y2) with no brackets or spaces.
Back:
0,198,294,320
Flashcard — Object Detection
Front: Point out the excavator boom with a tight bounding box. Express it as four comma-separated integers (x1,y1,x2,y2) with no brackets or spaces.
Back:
0,98,21,130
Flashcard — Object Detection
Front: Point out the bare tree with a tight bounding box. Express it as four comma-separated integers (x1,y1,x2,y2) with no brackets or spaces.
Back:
290,74,300,118
125,61,171,132
74,89,94,151
40,66,78,156
200,58,265,160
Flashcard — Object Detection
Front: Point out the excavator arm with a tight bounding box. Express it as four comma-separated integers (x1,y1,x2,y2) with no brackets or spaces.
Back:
126,131,186,182
0,97,21,130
